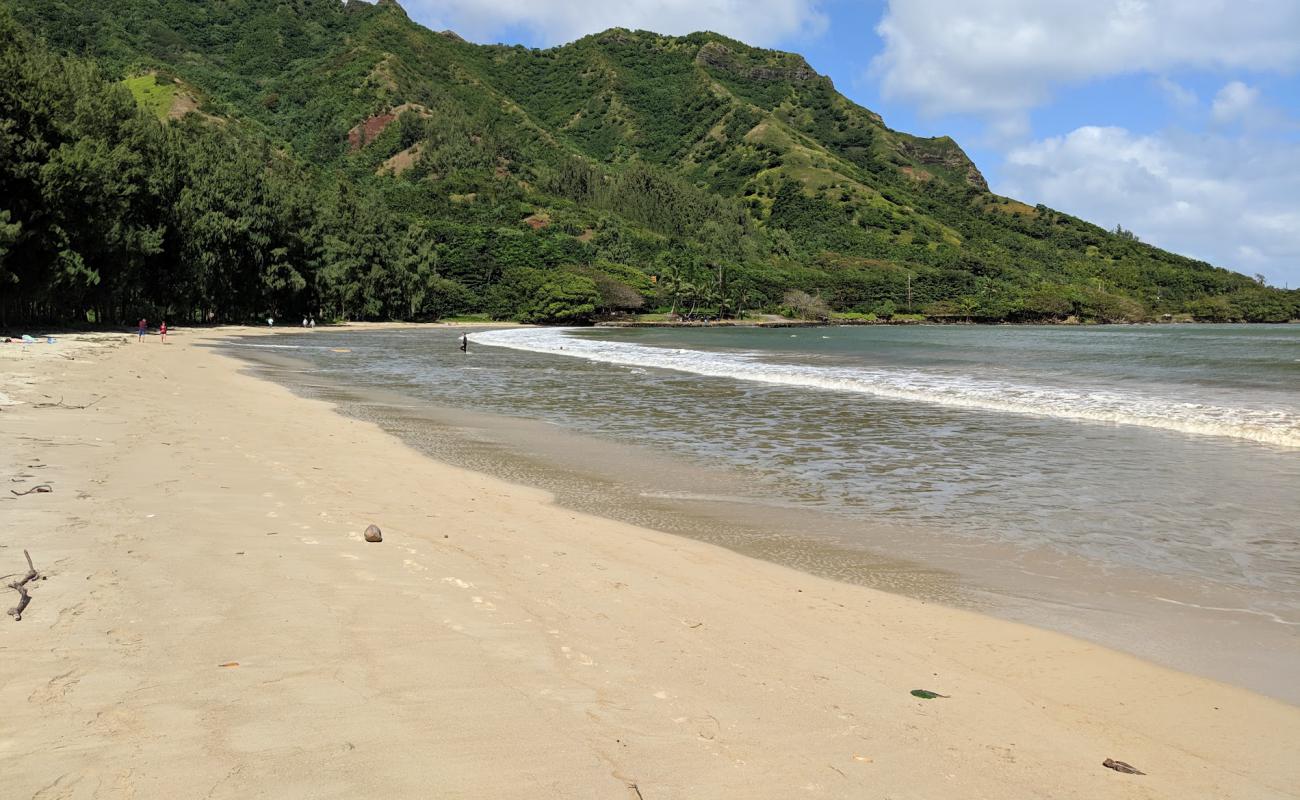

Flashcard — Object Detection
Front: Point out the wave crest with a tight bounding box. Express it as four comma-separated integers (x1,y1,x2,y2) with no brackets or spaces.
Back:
470,328,1300,449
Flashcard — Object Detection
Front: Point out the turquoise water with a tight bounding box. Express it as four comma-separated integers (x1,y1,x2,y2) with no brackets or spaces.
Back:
226,323,1300,698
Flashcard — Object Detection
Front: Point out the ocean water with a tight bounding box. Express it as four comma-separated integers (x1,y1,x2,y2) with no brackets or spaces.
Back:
225,323,1300,700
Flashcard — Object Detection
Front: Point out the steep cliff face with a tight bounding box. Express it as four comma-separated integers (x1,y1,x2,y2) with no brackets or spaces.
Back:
694,41,821,83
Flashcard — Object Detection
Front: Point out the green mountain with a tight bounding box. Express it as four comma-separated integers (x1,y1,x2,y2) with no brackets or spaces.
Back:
1,0,1295,325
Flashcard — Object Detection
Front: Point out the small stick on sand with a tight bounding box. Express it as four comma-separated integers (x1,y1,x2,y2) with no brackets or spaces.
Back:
1103,758,1145,775
11,484,52,497
7,550,38,622
34,395,102,409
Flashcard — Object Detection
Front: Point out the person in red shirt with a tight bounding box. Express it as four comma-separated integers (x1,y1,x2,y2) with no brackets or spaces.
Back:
138,318,147,342
160,320,168,344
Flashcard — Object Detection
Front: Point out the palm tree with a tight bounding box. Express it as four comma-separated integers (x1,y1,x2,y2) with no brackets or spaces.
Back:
659,265,691,318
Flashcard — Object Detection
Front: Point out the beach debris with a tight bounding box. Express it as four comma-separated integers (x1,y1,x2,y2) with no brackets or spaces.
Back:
34,395,102,410
218,662,240,668
11,484,52,497
6,550,39,622
852,754,873,763
910,689,950,699
626,782,645,800
364,524,383,543
1103,758,1145,775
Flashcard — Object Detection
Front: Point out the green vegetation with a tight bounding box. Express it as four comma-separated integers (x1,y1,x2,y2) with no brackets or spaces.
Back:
122,73,176,120
1,0,1296,327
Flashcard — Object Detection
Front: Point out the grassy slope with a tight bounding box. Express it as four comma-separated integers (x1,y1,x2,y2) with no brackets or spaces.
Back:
122,74,176,120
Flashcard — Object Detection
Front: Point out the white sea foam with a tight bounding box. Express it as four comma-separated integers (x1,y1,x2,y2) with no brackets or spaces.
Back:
471,328,1300,448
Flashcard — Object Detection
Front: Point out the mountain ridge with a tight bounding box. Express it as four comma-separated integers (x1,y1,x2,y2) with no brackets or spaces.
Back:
1,0,1295,325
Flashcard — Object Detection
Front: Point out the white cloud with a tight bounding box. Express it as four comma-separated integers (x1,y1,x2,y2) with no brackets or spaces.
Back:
872,0,1300,116
1154,76,1197,109
397,0,827,47
1211,80,1260,123
999,126,1300,286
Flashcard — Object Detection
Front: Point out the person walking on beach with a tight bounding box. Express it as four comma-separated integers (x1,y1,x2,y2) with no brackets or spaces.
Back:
138,318,147,342
160,320,168,344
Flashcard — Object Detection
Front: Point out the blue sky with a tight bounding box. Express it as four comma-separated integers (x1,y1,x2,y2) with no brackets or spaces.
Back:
394,0,1300,287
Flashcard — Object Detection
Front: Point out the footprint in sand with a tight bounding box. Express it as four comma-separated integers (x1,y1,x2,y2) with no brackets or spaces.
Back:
107,628,144,653
558,646,594,666
442,577,474,589
53,601,87,631
470,596,496,611
298,537,319,545
29,668,84,704
404,559,429,573
339,553,360,561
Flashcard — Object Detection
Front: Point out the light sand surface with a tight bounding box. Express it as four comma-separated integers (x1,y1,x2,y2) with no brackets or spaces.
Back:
1,326,1297,799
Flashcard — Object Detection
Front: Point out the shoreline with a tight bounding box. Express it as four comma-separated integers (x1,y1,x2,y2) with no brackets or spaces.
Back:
5,317,1296,343
2,326,1298,798
228,326,1300,704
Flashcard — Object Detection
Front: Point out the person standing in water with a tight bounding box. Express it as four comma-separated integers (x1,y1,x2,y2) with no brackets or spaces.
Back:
460,333,468,353
138,318,147,342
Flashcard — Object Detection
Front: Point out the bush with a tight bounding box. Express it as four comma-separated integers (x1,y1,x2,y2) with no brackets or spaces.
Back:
1078,289,1146,323
1018,288,1073,320
781,289,830,321
420,277,478,320
1186,295,1240,322
522,273,600,323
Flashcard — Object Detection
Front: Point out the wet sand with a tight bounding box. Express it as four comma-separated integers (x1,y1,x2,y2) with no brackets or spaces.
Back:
236,336,1300,705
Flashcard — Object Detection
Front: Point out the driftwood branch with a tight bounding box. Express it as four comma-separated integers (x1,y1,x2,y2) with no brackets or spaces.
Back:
11,484,52,497
34,395,102,410
7,550,38,621
1103,758,1145,775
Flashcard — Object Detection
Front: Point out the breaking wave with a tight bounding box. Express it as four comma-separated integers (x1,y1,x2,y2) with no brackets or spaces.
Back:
471,327,1300,449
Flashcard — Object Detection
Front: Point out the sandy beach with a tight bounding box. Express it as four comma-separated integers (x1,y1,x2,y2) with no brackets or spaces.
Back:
1,325,1297,799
